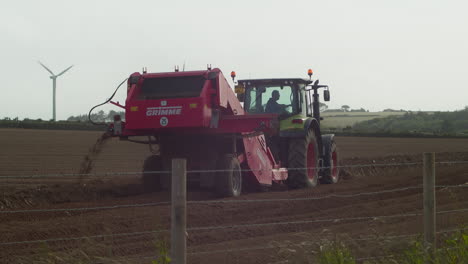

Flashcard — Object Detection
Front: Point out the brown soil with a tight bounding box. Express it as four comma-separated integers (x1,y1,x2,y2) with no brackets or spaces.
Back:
0,129,468,263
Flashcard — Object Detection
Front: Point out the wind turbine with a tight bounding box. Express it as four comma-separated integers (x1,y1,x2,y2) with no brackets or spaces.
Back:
38,61,73,121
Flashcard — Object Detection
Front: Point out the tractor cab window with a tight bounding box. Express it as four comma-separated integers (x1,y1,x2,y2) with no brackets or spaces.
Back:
245,84,298,116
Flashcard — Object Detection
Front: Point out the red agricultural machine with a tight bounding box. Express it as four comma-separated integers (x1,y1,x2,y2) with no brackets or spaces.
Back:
99,67,339,197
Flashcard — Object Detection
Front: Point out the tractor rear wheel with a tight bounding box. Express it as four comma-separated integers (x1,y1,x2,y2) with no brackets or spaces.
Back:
321,139,339,184
215,155,242,197
142,155,164,192
287,129,319,188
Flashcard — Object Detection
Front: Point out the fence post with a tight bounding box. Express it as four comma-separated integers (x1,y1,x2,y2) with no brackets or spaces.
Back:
171,159,187,264
423,152,436,259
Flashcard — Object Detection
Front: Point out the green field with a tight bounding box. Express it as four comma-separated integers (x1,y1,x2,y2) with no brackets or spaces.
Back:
321,111,407,129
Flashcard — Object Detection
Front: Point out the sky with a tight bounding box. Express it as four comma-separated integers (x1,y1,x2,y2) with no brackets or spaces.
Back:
1,0,467,120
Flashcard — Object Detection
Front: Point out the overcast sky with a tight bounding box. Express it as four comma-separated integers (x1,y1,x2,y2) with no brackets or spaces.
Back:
1,0,467,120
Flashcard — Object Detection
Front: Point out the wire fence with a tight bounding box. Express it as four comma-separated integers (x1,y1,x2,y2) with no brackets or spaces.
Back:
1,159,468,263
1,204,467,246
2,160,468,179
0,184,466,214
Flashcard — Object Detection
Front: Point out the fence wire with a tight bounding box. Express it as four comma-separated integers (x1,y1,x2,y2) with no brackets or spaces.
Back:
1,184,466,214
2,208,467,246
186,208,468,232
2,159,468,179
0,161,438,179
0,229,167,246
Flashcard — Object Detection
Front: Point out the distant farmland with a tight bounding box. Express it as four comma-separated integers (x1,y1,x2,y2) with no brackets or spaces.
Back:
321,111,407,129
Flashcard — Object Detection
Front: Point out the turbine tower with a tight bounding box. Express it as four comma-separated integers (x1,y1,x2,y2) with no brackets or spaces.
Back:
38,61,73,121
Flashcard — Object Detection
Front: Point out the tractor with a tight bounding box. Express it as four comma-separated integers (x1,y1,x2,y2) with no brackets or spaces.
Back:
235,70,339,189
103,67,339,197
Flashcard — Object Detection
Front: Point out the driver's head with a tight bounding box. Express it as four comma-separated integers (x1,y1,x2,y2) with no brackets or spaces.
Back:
272,90,280,101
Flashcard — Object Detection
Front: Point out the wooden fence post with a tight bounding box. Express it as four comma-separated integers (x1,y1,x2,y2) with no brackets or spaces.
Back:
423,152,436,259
171,159,187,264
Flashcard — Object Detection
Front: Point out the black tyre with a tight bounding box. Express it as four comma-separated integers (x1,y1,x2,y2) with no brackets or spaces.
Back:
321,140,339,184
215,155,242,197
287,129,319,188
142,155,164,192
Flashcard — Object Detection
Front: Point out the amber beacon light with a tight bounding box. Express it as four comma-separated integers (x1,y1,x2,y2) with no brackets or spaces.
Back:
231,71,236,82
307,69,313,79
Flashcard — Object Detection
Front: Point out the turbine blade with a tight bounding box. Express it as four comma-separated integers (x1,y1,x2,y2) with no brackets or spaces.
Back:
56,65,73,77
38,61,55,76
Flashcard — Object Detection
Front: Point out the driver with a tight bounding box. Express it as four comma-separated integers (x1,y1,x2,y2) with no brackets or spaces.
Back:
265,90,287,114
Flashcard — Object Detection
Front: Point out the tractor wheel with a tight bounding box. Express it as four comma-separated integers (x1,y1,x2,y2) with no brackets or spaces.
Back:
321,139,339,184
142,155,163,192
215,155,242,197
287,129,319,188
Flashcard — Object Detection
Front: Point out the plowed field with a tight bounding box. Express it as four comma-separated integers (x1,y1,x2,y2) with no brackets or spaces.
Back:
1,129,467,263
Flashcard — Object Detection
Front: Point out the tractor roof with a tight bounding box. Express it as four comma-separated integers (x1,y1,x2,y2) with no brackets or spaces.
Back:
238,78,312,85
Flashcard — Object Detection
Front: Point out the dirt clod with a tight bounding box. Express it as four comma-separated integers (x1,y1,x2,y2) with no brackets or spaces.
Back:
78,133,111,175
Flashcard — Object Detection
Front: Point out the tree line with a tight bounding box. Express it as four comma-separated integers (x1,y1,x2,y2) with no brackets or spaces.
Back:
350,107,468,136
0,110,124,131
67,110,125,122
320,103,370,113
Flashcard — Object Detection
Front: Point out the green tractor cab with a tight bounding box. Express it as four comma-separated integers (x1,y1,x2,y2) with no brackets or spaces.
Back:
235,71,339,187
